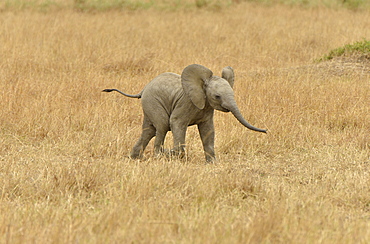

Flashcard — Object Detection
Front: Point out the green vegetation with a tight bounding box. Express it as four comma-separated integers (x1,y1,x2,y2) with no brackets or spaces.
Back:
318,39,370,61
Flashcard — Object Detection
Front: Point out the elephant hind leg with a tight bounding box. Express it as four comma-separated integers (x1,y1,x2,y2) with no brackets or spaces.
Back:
153,130,168,156
131,117,156,159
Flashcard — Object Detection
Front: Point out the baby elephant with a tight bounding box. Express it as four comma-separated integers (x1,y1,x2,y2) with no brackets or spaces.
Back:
103,64,266,162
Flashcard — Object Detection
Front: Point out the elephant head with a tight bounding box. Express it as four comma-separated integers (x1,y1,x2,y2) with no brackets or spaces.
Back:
181,64,267,133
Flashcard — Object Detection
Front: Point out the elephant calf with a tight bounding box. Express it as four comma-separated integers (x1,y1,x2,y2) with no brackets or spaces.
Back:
103,64,266,162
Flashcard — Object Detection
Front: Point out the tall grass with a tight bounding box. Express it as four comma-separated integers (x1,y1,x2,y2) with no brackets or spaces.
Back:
0,2,369,243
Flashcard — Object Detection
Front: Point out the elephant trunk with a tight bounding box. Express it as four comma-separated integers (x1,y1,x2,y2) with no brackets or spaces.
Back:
224,100,267,133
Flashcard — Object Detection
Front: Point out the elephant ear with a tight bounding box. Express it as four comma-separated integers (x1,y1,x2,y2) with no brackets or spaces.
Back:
222,66,235,88
181,64,213,109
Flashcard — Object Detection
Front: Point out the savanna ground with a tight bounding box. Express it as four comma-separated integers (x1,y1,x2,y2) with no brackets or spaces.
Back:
0,0,369,243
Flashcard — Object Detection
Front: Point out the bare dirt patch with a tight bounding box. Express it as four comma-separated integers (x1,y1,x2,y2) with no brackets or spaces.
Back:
312,54,370,76
254,54,370,78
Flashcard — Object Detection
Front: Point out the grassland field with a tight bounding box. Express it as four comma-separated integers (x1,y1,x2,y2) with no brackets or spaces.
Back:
0,0,369,243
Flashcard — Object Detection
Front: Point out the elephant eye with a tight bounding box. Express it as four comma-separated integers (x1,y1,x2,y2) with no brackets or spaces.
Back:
215,95,221,100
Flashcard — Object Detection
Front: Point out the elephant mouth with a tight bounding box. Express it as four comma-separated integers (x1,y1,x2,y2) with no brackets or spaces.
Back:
218,106,230,113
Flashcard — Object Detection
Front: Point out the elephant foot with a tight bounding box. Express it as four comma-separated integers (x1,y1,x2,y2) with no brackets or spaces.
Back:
154,148,170,159
130,150,143,160
205,156,216,164
170,148,185,160
154,148,185,160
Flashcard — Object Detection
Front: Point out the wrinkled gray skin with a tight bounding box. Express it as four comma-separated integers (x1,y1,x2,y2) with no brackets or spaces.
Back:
103,64,266,162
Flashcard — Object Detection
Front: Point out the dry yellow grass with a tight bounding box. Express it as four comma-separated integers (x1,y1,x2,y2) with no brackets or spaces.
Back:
0,2,369,243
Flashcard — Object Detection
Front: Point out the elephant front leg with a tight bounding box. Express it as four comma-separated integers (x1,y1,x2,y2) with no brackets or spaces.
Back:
197,120,215,162
170,119,187,159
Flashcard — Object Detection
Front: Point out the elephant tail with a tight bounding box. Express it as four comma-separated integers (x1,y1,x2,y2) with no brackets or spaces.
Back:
102,89,142,99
